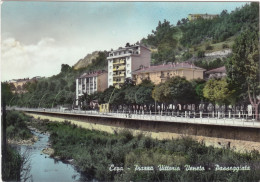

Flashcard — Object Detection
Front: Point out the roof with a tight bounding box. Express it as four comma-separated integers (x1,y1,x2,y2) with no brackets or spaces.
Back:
132,62,205,74
110,44,150,53
78,70,107,79
205,66,226,74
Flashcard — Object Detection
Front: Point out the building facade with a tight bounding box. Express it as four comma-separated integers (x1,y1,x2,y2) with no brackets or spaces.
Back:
205,66,226,80
7,77,41,93
107,44,151,88
188,14,218,21
76,70,108,105
133,62,205,85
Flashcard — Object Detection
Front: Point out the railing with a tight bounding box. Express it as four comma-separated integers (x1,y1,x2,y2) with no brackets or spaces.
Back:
113,66,125,71
113,73,125,77
9,107,260,128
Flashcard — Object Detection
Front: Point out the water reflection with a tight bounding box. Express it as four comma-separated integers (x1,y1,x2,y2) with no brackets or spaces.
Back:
14,131,89,182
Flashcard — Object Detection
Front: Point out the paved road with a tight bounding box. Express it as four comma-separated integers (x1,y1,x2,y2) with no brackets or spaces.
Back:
10,107,260,128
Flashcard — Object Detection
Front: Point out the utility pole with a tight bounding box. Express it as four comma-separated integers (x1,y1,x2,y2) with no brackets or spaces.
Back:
2,100,7,159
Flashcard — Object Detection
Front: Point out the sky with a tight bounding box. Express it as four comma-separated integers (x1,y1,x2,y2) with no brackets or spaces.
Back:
1,1,248,81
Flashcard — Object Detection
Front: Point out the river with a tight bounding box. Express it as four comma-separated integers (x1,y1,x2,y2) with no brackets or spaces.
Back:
13,131,89,182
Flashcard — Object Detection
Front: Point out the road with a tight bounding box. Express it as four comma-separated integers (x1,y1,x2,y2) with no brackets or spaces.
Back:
10,107,260,128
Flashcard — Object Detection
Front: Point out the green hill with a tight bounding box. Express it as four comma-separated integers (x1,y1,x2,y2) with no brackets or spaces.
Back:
141,2,259,65
5,2,258,108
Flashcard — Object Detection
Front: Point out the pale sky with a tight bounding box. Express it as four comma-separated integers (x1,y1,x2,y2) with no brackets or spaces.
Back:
1,1,248,81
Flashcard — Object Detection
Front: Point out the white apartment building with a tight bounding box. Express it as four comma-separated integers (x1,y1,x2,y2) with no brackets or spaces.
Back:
76,70,108,106
107,44,151,88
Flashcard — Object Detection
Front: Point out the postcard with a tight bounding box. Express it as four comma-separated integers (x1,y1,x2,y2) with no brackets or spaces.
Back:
1,1,260,181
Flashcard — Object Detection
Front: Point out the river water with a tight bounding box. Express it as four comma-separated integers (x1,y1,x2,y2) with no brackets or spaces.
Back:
14,131,88,182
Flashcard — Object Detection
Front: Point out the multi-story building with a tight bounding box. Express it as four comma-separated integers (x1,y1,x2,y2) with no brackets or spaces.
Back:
188,14,218,21
76,70,108,105
7,77,42,93
132,62,205,85
205,66,226,80
107,44,151,88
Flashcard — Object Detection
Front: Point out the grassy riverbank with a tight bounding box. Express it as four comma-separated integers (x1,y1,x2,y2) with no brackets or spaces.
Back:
2,111,34,181
29,118,260,181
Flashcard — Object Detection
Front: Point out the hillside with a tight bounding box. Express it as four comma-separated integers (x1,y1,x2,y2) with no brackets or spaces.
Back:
6,2,258,109
73,51,99,70
141,2,259,66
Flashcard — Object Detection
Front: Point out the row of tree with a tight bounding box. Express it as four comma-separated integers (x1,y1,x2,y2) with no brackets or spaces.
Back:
80,28,259,120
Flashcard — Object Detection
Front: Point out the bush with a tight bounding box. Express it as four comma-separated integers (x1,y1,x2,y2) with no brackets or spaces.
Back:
197,50,205,58
32,119,260,181
222,43,229,49
205,43,213,50
2,146,22,181
6,111,32,140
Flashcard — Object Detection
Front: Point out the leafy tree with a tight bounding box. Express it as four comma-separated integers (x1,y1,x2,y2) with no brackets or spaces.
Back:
1,83,13,105
226,28,260,119
164,76,195,106
61,64,71,73
152,83,169,104
135,80,154,105
203,78,234,106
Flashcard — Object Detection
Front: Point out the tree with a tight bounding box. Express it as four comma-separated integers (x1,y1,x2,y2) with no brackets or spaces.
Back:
152,83,169,104
1,83,13,105
226,28,260,120
135,80,154,106
61,64,71,73
203,78,235,106
164,77,195,108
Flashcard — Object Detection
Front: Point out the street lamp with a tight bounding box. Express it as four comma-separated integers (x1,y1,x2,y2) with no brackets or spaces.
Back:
38,93,48,108
52,90,63,108
27,95,35,108
9,96,16,106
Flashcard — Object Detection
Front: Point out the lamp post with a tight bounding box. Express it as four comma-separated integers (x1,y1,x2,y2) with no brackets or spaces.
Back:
9,96,16,106
38,93,48,108
27,95,35,108
52,90,63,108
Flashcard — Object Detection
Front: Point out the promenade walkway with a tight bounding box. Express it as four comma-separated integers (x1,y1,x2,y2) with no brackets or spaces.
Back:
11,107,260,128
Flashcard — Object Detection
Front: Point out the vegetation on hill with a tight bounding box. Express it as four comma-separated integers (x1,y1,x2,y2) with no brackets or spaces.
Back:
29,119,260,181
73,51,99,70
3,2,259,114
5,51,107,109
141,2,259,65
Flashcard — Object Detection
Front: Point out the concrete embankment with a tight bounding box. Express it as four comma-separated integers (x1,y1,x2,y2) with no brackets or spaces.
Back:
25,112,260,153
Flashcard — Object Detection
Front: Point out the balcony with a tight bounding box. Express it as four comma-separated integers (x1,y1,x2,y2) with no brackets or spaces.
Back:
113,72,125,77
113,79,125,84
113,66,125,71
113,59,125,65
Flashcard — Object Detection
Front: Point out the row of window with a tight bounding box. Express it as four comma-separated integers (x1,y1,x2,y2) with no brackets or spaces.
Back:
109,50,139,57
78,78,96,84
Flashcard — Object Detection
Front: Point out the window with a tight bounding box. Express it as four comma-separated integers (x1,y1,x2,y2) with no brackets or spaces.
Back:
127,64,130,67
127,70,130,74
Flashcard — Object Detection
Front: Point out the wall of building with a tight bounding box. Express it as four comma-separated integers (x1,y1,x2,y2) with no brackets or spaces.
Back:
107,59,113,87
131,47,151,73
97,73,108,92
134,68,204,85
76,79,79,105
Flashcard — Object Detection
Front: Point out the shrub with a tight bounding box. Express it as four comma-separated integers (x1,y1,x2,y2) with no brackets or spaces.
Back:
197,50,205,58
222,43,229,49
205,43,213,50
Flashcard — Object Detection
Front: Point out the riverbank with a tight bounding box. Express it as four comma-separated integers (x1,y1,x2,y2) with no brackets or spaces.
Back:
26,113,260,153
25,114,260,181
